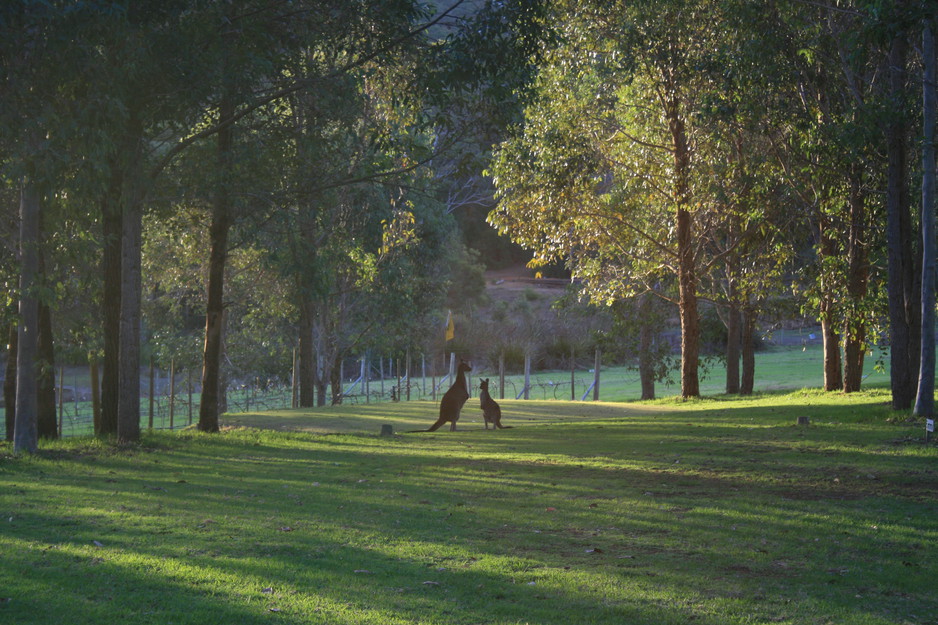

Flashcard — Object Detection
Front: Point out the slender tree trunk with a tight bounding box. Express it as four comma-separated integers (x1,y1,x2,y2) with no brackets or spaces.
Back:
668,96,699,398
5,324,17,441
90,355,101,434
819,218,843,391
218,308,228,415
14,179,40,454
37,298,57,440
843,169,869,393
638,294,655,400
725,295,741,395
885,17,921,409
740,306,756,395
117,192,142,444
114,113,146,445
198,93,235,433
821,311,843,391
330,354,342,405
99,166,122,437
915,19,937,417
315,353,328,407
298,301,315,407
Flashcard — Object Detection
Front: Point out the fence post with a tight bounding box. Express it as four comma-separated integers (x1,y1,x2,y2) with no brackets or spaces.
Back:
291,347,298,408
422,353,426,396
187,368,193,426
169,358,175,430
449,352,455,379
570,347,575,401
524,353,531,400
90,356,100,434
148,359,154,430
394,356,401,401
406,349,411,401
593,348,601,401
364,355,370,404
57,366,64,438
499,353,505,400
431,354,437,401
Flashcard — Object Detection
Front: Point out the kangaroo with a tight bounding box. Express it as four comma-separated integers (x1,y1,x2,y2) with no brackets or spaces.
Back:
422,360,471,432
479,378,508,429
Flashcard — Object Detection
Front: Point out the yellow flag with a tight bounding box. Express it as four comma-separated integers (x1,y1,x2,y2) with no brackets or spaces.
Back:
445,310,455,341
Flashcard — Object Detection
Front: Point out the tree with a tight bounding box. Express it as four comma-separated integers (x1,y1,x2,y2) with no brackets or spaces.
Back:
915,14,936,418
884,0,921,410
13,180,40,454
490,0,779,398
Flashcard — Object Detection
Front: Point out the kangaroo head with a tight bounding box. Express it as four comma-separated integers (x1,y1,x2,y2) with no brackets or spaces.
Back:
480,378,489,392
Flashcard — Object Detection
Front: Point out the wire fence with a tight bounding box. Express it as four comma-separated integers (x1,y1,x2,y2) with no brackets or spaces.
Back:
8,350,637,438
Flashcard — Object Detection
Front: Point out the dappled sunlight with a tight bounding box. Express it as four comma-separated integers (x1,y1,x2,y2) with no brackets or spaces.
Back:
3,391,936,624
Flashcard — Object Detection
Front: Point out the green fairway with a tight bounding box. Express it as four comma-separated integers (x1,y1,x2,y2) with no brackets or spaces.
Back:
2,389,936,624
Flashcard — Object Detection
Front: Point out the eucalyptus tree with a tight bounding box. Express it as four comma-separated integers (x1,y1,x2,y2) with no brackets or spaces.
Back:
883,0,921,410
915,15,937,418
775,0,893,394
0,0,83,452
490,0,779,398
188,1,477,429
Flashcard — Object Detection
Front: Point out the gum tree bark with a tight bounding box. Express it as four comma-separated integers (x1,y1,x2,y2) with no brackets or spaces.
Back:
667,94,700,398
842,168,869,393
37,297,57,439
4,324,17,441
99,165,122,436
915,19,936,418
14,179,40,454
198,91,235,434
885,10,921,409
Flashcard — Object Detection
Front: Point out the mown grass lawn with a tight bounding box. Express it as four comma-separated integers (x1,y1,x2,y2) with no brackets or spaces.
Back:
1,388,936,624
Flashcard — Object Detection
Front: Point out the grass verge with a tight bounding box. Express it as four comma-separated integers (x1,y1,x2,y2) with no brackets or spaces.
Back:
1,388,936,624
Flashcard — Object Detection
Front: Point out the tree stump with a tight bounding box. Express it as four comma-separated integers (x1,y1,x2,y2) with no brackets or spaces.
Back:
380,424,394,436
797,416,810,426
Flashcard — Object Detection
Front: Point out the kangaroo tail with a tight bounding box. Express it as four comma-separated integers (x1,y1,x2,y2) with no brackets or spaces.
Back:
407,418,446,433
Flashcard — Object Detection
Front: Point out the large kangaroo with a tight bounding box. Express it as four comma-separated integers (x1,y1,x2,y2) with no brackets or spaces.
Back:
479,378,509,429
424,360,472,432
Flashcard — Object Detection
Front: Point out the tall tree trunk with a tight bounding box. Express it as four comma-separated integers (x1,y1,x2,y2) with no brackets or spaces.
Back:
298,301,315,407
99,166,122,436
14,179,40,454
725,291,741,395
4,324,16,441
819,218,843,391
668,96,699,398
915,18,937,418
821,309,843,391
638,294,655,400
198,93,235,434
37,298,57,439
330,353,342,405
740,306,756,395
117,192,142,444
885,15,921,410
843,169,869,393
315,351,328,407
116,114,145,445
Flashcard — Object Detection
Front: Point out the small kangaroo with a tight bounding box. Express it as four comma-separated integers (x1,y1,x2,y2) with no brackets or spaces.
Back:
479,378,508,429
423,360,472,432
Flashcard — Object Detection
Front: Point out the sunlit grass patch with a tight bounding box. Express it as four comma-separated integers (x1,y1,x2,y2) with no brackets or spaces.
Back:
1,389,936,624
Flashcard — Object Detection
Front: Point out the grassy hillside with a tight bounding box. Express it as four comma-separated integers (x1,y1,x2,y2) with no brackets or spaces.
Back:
2,389,935,624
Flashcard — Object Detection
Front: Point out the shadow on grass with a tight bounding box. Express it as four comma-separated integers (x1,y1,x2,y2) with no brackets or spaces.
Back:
2,391,936,624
